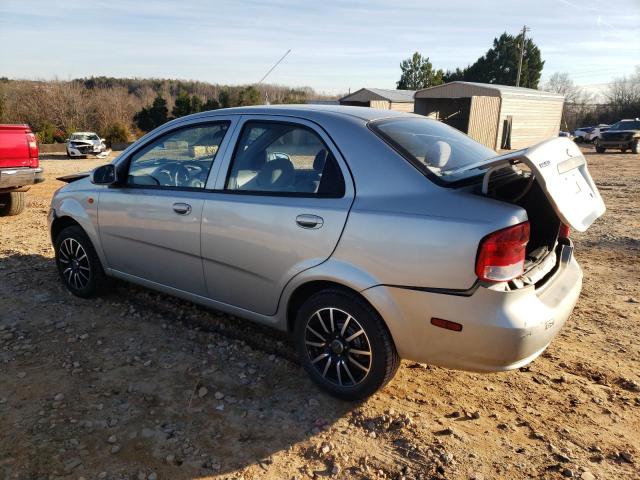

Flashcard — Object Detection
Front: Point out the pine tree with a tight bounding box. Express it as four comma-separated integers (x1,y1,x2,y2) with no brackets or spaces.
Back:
443,32,544,88
397,52,444,90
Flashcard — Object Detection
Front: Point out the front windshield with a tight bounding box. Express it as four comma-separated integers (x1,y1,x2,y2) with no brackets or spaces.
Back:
371,117,496,183
610,120,640,131
71,133,99,141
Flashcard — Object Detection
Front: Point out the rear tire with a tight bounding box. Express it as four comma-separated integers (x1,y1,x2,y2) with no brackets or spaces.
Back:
631,140,639,154
54,225,108,298
0,192,26,216
294,289,400,400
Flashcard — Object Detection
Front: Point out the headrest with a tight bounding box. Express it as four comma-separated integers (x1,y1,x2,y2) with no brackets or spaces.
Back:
237,151,266,171
425,141,452,168
313,149,328,171
256,157,295,188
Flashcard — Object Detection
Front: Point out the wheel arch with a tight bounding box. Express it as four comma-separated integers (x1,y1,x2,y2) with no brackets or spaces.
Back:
50,195,109,271
51,215,83,243
286,280,392,341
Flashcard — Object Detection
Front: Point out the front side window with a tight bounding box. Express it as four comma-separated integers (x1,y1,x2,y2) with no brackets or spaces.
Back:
127,122,229,189
225,121,345,196
371,117,496,184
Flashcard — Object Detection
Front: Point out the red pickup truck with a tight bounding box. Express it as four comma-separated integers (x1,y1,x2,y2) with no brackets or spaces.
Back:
0,124,44,216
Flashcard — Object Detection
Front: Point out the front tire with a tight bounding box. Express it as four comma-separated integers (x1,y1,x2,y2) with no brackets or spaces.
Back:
0,192,26,216
294,289,400,400
595,143,606,153
54,225,108,298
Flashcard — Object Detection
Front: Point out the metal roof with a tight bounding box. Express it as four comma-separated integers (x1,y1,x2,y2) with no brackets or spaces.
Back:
415,81,564,100
340,88,416,103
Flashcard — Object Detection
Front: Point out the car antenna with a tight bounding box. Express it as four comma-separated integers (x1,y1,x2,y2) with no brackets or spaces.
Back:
257,49,292,105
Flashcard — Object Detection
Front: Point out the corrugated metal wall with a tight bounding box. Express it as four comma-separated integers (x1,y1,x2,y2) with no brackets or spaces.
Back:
370,99,391,109
389,102,414,112
497,95,564,149
468,96,501,149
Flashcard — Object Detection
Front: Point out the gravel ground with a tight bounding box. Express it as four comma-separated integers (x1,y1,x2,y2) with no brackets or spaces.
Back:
0,148,638,480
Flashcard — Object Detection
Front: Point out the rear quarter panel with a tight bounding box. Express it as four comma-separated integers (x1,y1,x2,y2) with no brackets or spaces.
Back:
317,116,527,290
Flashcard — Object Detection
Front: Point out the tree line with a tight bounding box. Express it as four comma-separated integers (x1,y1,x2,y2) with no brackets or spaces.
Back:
0,77,320,144
544,68,640,131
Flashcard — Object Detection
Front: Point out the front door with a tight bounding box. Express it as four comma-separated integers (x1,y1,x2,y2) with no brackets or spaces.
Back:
98,120,232,296
201,117,354,315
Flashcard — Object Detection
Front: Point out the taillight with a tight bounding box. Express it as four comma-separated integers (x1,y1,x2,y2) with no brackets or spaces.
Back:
475,221,530,282
26,132,39,167
558,223,570,239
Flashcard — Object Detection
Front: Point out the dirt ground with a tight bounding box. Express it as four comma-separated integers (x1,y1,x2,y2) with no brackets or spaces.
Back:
1,147,638,480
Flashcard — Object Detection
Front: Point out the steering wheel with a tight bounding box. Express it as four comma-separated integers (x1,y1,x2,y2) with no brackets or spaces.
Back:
182,162,204,174
268,152,291,162
152,162,191,187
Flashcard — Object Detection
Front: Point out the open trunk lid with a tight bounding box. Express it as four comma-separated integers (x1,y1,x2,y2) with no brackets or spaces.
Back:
450,137,605,232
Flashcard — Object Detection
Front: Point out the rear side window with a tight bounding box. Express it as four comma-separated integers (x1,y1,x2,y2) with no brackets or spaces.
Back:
225,121,345,197
371,117,496,184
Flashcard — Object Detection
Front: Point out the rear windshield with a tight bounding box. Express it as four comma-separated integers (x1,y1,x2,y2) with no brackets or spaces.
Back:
370,117,496,184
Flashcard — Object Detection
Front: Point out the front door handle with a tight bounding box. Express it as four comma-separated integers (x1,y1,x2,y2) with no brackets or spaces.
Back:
173,202,192,215
296,214,324,229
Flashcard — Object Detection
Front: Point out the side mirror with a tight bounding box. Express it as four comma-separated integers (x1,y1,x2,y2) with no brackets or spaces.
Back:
101,138,106,143
91,164,118,185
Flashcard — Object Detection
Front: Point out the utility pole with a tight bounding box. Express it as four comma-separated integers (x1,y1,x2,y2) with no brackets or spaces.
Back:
515,25,530,87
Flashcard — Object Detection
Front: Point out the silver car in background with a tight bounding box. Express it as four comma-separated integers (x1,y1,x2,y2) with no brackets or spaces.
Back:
49,106,605,399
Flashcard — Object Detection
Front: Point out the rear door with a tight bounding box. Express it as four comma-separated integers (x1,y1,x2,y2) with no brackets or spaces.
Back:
200,115,354,315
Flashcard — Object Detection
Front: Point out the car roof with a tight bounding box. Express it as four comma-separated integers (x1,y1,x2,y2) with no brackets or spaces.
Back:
71,131,98,135
181,104,417,123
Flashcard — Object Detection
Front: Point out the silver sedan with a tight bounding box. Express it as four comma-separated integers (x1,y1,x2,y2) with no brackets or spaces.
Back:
48,105,605,399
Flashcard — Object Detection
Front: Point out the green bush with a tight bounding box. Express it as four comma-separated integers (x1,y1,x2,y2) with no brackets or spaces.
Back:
104,122,130,146
36,121,56,144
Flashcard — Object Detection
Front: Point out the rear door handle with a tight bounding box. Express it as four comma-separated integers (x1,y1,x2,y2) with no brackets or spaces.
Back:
173,202,192,215
296,214,324,229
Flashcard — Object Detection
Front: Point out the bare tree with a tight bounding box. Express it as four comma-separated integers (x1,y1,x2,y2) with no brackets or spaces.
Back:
543,72,593,104
605,66,640,108
543,72,597,131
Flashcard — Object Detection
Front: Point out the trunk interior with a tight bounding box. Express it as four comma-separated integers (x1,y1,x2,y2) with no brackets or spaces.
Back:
473,167,562,287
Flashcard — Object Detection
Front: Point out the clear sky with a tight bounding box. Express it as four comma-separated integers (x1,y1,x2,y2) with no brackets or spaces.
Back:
1,0,638,95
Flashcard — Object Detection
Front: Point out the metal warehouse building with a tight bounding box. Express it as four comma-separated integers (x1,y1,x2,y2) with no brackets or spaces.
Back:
414,81,564,150
339,88,415,112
